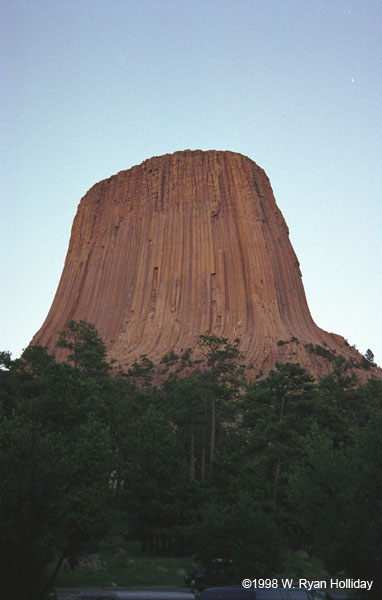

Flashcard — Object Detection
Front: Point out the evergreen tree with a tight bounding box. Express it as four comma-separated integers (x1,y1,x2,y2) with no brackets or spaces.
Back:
56,319,109,376
0,346,112,600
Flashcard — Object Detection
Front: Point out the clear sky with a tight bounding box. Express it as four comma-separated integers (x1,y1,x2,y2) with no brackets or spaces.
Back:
1,0,381,366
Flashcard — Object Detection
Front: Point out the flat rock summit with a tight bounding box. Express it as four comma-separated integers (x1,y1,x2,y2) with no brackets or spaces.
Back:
32,150,378,379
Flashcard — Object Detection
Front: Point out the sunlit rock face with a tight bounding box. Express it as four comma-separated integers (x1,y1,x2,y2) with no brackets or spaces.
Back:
32,150,376,379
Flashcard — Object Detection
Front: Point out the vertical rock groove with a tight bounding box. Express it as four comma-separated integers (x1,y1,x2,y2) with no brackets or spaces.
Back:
32,149,376,379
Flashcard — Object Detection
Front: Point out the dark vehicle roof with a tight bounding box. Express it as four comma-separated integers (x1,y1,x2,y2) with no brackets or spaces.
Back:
78,592,195,600
254,590,285,600
199,587,331,600
199,587,285,599
199,587,253,600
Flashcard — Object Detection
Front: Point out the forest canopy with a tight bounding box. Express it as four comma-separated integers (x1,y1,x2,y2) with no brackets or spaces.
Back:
1,322,381,600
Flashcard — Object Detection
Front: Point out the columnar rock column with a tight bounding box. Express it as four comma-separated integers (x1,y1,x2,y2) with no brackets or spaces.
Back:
32,150,373,379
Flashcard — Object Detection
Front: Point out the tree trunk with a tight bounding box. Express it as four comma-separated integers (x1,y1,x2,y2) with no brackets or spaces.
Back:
209,396,216,474
189,424,195,480
273,456,281,505
114,469,121,506
38,554,65,600
273,393,286,505
201,395,207,480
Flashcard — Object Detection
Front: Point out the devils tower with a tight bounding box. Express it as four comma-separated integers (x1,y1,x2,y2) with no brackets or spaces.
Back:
32,150,376,379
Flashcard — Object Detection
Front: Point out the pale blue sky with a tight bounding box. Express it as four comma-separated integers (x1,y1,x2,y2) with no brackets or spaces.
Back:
1,0,381,365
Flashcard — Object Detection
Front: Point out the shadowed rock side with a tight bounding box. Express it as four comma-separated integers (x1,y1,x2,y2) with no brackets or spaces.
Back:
32,150,378,380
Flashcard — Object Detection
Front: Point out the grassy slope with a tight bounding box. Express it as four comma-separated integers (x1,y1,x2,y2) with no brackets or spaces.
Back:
53,536,330,588
53,539,197,587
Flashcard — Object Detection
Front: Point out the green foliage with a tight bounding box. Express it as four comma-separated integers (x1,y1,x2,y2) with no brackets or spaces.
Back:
127,354,155,387
364,348,375,364
0,346,113,600
1,323,381,595
361,348,376,369
241,363,319,507
57,320,109,376
52,536,197,586
198,334,244,380
0,349,12,369
277,338,298,346
122,404,185,555
189,493,280,582
304,343,337,362
288,418,382,591
160,350,179,366
180,348,193,366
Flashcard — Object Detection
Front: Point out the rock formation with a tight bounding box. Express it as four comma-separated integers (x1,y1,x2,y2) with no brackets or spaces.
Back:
32,150,378,380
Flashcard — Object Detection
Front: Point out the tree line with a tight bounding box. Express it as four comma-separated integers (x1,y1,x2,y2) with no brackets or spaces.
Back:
1,320,381,599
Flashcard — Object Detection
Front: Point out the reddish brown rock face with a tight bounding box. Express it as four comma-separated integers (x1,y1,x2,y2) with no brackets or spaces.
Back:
32,150,377,379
